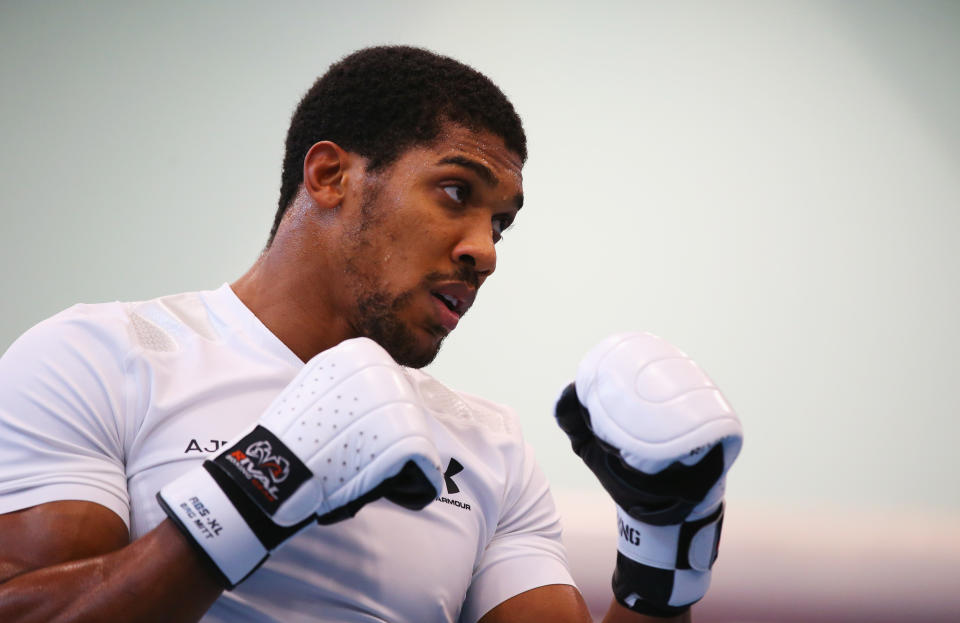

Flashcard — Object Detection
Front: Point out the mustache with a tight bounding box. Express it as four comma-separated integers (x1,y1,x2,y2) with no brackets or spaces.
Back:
423,267,480,290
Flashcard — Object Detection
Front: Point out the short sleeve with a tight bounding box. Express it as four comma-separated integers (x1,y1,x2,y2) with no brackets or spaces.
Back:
460,441,576,623
0,306,131,527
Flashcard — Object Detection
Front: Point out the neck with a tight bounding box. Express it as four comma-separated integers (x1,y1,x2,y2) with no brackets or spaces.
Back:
231,237,354,363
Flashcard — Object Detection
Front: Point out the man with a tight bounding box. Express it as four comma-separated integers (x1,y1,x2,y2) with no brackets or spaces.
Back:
0,47,739,622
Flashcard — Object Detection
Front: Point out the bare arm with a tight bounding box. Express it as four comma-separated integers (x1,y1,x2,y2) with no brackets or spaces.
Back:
0,501,223,623
477,584,691,623
600,597,692,623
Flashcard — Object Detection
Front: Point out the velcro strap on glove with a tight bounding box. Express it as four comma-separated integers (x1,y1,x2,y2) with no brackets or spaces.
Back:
617,504,723,571
613,503,723,614
158,464,271,587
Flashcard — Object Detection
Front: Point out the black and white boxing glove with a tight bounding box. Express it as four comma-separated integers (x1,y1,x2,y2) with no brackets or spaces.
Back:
555,332,742,617
158,337,444,588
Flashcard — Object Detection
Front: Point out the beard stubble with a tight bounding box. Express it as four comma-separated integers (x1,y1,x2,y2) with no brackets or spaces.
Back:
341,179,447,368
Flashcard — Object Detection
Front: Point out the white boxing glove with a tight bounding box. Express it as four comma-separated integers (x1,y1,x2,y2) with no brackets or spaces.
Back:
158,337,444,587
556,332,742,616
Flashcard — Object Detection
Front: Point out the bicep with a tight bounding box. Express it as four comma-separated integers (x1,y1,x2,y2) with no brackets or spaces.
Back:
0,500,128,583
477,584,593,623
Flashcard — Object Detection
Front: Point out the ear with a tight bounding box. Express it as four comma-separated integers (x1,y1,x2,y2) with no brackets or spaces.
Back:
302,141,352,210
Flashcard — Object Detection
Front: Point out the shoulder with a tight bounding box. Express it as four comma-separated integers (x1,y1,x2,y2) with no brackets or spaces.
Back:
3,287,220,365
0,287,226,422
2,300,135,376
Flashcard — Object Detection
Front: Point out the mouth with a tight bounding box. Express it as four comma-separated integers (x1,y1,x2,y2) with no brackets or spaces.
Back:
429,282,477,331
433,292,463,315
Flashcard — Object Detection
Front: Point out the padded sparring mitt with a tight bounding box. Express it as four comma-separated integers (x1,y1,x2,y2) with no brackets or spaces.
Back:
158,337,444,587
555,332,742,617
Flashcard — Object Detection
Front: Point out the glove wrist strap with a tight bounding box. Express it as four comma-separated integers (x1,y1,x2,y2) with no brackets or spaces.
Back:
617,503,723,571
613,503,724,613
158,465,269,588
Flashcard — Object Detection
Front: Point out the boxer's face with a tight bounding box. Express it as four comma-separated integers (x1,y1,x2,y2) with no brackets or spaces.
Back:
336,123,523,368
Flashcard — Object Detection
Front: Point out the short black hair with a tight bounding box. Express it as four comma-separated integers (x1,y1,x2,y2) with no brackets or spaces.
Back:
270,45,527,244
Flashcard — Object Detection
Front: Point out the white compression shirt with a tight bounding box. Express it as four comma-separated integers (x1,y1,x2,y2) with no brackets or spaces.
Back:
0,284,574,623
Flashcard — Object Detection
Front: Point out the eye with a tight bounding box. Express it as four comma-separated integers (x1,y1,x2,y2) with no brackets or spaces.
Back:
492,215,513,243
442,184,469,204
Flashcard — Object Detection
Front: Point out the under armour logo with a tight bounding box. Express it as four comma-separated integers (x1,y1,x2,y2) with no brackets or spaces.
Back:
444,458,464,494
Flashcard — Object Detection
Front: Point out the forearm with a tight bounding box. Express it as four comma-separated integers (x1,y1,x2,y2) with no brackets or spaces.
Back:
0,520,223,623
601,598,692,623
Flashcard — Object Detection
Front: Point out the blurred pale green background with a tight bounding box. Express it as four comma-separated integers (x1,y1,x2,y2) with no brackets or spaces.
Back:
2,0,958,521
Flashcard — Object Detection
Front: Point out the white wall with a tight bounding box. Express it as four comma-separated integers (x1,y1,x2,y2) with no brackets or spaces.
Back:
2,0,958,579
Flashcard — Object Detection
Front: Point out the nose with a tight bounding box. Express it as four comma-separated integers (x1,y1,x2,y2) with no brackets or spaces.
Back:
452,220,497,280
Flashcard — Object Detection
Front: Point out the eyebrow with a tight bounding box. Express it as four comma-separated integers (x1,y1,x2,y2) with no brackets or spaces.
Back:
436,155,524,209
